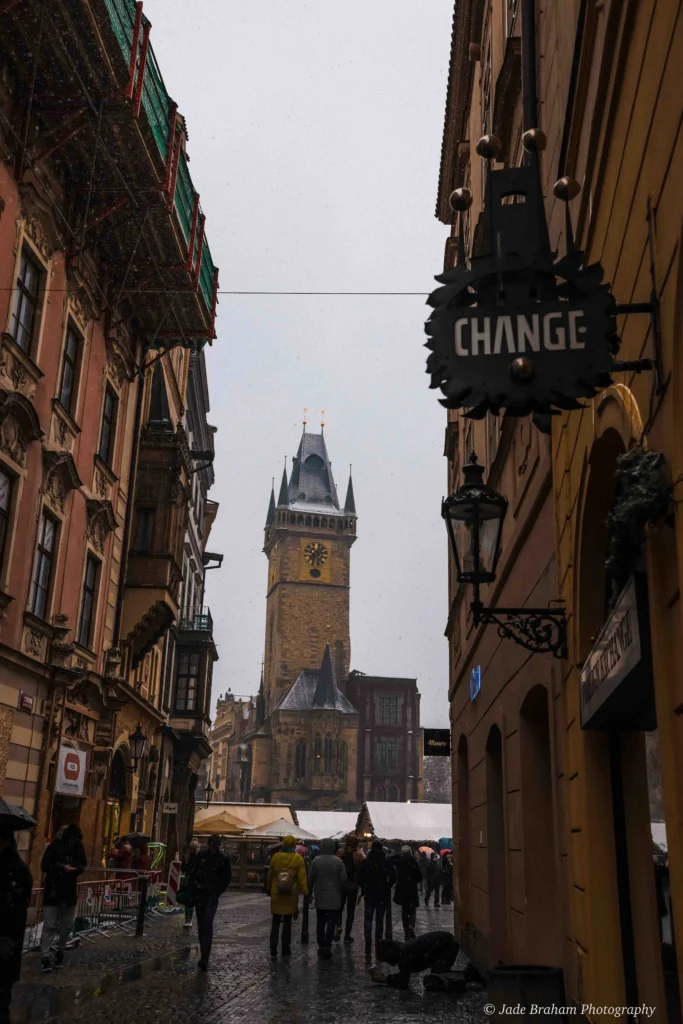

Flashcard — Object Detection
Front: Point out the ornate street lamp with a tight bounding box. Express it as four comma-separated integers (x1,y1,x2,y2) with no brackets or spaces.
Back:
204,780,214,808
443,453,567,658
128,724,147,773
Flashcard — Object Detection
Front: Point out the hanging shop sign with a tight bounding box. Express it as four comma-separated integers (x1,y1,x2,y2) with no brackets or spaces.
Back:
424,137,656,428
55,746,87,796
580,574,655,731
470,665,481,701
162,802,178,815
424,729,451,757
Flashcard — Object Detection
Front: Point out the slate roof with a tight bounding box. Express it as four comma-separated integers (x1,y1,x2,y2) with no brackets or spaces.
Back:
273,644,357,714
286,430,340,510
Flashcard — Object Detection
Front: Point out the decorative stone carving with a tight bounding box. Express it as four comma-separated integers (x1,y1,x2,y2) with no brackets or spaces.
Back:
22,621,48,662
19,182,64,259
43,450,82,514
49,612,74,667
86,498,117,554
50,400,80,453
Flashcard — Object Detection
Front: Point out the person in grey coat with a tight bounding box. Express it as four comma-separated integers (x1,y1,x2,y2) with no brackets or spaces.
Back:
307,837,347,957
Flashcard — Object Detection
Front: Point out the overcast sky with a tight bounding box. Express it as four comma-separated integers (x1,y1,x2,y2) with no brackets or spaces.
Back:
148,0,454,728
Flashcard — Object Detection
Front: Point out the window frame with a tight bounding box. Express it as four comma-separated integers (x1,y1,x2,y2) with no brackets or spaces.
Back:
9,247,42,354
57,323,82,417
377,695,399,725
295,740,307,781
375,738,399,773
98,385,118,466
29,509,59,620
175,650,201,712
77,552,100,649
133,508,155,553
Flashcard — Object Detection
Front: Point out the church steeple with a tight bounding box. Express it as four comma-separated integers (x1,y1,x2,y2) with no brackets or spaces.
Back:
287,428,340,510
313,644,338,707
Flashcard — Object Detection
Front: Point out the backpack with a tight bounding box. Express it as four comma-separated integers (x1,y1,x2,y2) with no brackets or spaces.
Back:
276,868,295,895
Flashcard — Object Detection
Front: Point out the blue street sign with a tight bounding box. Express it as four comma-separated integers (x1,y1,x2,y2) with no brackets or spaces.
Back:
470,665,481,701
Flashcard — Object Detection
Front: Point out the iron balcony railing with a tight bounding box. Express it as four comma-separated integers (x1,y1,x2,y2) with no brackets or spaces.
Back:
178,606,213,633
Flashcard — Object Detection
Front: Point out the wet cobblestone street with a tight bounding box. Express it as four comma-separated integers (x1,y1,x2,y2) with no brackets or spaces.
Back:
17,893,488,1024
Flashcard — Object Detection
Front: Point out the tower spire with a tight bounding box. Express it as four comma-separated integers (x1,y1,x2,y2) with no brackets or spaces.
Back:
344,464,356,514
265,477,276,526
277,459,289,506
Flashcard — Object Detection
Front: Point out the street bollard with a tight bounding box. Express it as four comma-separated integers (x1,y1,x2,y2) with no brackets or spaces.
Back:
136,875,148,937
301,894,309,943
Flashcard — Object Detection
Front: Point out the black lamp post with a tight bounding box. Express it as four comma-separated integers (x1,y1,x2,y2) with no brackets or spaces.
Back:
204,780,214,808
443,453,567,658
128,724,147,773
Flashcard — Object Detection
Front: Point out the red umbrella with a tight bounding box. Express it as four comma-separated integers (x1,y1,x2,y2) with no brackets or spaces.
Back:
440,848,451,856
296,844,307,855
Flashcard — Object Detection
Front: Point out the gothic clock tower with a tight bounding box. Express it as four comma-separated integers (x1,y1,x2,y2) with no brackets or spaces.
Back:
262,426,357,716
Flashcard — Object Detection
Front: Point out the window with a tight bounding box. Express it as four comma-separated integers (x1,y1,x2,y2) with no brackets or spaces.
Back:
376,785,386,802
58,325,81,415
176,651,200,711
314,735,322,773
375,739,398,773
0,468,12,569
295,741,306,781
98,386,118,465
324,735,333,774
29,511,58,619
387,785,398,802
378,696,399,725
10,248,41,353
77,554,100,648
134,509,155,552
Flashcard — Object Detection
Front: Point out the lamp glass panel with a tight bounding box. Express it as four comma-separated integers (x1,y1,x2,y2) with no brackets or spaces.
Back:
479,516,503,575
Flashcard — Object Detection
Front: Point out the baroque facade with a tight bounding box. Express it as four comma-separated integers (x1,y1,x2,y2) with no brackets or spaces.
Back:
439,0,683,1017
0,0,220,872
207,425,424,812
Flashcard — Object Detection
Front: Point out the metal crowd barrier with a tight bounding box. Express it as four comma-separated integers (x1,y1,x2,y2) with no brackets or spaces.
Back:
23,868,171,954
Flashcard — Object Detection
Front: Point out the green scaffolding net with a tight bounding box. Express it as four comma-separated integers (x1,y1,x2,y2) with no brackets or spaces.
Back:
102,0,216,324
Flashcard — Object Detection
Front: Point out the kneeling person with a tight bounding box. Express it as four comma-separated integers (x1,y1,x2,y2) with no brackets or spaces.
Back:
375,931,458,990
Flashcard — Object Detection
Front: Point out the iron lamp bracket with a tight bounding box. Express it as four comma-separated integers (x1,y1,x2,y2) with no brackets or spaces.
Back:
471,600,568,659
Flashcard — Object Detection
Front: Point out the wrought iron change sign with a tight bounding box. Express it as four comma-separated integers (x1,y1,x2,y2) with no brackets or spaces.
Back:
425,132,657,427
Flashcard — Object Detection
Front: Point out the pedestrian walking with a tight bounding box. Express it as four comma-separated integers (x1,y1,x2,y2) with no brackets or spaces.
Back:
181,840,199,929
374,931,459,990
307,837,346,958
133,842,152,872
424,852,441,908
40,824,86,972
440,851,453,906
392,845,422,940
334,834,365,943
0,822,33,1024
357,840,396,957
107,837,132,871
418,850,428,895
266,835,308,957
185,835,231,971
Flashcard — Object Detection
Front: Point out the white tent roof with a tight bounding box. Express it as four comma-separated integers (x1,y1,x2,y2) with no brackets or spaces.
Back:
245,818,317,840
364,802,453,843
294,811,359,840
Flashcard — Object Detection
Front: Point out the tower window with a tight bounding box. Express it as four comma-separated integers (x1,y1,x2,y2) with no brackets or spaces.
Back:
324,735,333,774
314,735,322,773
378,696,399,725
295,741,306,780
387,785,398,802
376,784,386,801
375,739,398,773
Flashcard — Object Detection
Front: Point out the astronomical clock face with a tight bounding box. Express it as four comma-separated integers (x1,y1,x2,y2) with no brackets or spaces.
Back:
300,539,332,582
304,542,328,568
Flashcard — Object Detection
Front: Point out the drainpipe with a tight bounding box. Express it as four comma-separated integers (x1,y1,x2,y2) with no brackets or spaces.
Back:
113,343,146,646
521,0,538,134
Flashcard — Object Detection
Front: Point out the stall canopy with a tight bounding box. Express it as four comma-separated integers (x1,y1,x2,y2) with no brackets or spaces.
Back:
194,802,295,830
194,810,251,835
295,810,359,840
360,802,452,844
245,818,317,841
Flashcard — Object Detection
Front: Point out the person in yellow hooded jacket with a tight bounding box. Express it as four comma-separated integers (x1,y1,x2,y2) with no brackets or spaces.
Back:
266,835,308,957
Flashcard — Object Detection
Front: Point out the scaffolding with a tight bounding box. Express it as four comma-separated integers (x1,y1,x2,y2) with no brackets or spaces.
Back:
0,0,220,351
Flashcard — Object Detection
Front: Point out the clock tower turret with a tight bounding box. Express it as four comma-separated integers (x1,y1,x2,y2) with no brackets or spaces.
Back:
262,426,357,715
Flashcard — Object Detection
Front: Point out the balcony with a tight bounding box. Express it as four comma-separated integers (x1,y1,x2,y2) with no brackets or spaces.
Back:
178,607,213,633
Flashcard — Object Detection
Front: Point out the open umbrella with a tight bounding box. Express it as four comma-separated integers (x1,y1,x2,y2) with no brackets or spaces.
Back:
124,832,151,847
0,798,37,831
418,845,434,854
440,849,451,856
295,844,308,855
438,837,453,850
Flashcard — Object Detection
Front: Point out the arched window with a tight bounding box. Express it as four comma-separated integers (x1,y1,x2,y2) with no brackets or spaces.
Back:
109,749,128,798
324,735,333,774
314,735,322,773
387,785,398,802
298,516,304,525
313,517,319,527
337,520,343,530
376,784,386,801
295,741,307,780
306,516,312,526
338,741,347,777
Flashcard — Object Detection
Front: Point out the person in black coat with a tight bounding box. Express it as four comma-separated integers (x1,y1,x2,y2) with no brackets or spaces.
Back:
0,824,33,1024
40,824,87,971
185,836,232,971
440,851,453,905
375,931,459,989
424,852,441,908
392,846,422,940
357,841,396,956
